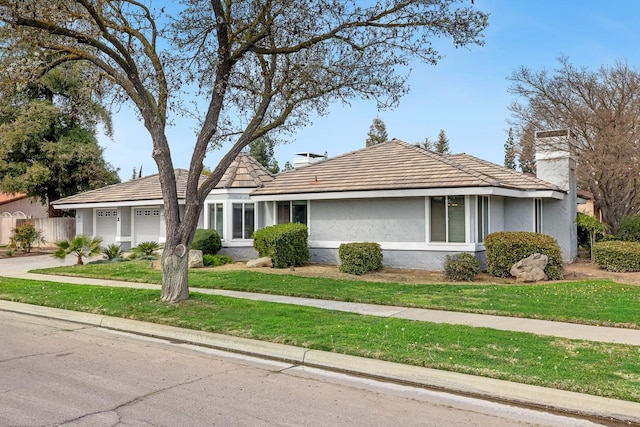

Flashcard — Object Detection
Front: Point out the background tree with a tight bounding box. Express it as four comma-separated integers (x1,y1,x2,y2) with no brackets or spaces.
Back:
517,125,536,174
249,136,280,174
434,129,450,154
503,127,516,169
0,61,119,216
283,161,294,171
509,58,640,233
0,0,487,302
365,117,388,147
422,137,433,150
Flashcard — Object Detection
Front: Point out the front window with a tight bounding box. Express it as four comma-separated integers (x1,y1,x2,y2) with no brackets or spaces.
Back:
232,203,254,239
477,196,489,242
276,201,307,225
534,199,543,233
430,196,466,243
208,203,224,239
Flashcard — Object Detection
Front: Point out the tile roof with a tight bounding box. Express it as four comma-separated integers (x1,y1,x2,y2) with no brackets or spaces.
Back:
0,192,27,205
52,153,274,206
252,140,560,196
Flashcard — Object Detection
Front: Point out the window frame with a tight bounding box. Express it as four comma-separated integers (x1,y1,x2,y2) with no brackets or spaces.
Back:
429,195,467,243
534,198,543,233
477,196,489,242
232,202,255,240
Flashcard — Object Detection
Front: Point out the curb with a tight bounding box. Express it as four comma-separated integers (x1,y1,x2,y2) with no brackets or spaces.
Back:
1,300,638,425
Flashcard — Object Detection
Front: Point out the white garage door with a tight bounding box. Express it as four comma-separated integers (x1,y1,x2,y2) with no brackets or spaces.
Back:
134,208,161,245
95,209,118,245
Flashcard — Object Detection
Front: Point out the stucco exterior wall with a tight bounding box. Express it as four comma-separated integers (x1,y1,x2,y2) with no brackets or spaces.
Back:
75,208,93,237
503,199,534,231
0,197,48,218
219,246,258,261
489,196,505,234
309,198,426,242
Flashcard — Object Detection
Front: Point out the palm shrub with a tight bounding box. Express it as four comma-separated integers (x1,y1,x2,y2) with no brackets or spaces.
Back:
53,235,103,265
131,241,162,257
102,243,123,260
443,253,481,281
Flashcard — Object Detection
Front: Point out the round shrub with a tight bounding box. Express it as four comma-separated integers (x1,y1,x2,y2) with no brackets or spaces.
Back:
443,253,481,281
252,223,309,268
593,240,640,272
339,242,383,275
191,229,222,255
485,231,563,280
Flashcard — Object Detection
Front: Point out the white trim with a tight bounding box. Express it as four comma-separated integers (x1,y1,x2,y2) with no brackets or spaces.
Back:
115,236,132,243
251,187,565,202
309,240,479,251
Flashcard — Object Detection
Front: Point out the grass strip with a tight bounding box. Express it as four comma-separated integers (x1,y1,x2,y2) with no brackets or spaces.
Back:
0,277,639,402
34,261,640,328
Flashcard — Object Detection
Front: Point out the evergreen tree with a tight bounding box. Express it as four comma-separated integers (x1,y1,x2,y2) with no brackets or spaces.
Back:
518,125,536,174
504,127,516,169
283,161,294,171
249,136,280,174
434,129,450,154
422,137,433,150
365,117,388,147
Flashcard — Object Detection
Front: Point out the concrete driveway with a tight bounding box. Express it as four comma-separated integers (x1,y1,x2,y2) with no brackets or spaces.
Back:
0,253,78,276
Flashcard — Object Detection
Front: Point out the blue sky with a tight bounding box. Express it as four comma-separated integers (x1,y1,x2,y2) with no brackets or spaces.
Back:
99,1,640,179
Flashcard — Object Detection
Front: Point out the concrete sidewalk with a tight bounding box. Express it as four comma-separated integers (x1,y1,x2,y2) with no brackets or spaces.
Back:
1,256,640,423
9,271,640,346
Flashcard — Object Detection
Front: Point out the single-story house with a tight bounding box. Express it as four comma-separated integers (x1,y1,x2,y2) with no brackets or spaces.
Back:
0,193,49,245
52,130,578,270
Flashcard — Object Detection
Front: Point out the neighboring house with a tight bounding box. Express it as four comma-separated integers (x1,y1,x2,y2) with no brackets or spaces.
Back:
0,193,49,245
52,130,578,269
51,153,275,252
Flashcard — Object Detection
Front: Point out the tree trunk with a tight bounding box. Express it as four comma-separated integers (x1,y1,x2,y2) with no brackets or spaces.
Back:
160,244,189,303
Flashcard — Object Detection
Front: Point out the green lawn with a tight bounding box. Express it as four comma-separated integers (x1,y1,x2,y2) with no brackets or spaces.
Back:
34,261,640,328
0,276,639,402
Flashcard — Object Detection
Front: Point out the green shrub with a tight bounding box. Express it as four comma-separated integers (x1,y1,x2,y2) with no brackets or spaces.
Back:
252,223,309,268
593,240,640,272
203,254,233,267
443,253,481,281
338,242,383,275
10,222,45,253
485,231,563,280
131,241,162,257
102,243,123,260
616,215,640,242
191,229,222,255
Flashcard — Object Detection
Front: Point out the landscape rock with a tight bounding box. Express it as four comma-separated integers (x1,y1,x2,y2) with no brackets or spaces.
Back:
510,253,548,282
151,260,161,270
246,257,273,268
188,250,204,268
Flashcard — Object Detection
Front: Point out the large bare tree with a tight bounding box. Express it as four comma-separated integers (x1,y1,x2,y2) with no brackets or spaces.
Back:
0,0,488,302
508,57,640,234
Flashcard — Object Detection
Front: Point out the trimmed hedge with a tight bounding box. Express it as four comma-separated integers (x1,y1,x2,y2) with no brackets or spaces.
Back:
191,229,222,255
339,242,383,275
252,223,309,268
443,253,481,282
485,231,563,280
593,240,640,272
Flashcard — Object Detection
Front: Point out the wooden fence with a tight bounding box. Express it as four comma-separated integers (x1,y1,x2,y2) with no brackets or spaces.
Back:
0,218,76,247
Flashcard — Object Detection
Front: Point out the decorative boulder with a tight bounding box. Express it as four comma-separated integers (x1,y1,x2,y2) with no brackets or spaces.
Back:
246,257,273,268
188,250,204,268
151,260,161,270
510,253,548,282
